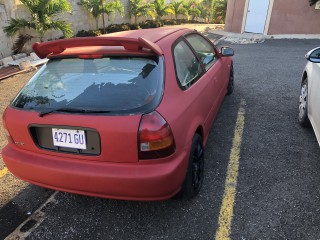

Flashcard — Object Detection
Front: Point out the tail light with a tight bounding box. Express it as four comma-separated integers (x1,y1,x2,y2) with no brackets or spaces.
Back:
138,111,175,159
2,110,14,144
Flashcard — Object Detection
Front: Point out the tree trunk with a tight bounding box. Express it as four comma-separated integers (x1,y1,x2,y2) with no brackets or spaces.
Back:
102,13,106,33
39,33,44,42
101,0,105,33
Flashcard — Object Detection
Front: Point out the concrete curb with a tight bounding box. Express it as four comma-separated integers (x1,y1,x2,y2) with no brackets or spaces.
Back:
211,29,320,45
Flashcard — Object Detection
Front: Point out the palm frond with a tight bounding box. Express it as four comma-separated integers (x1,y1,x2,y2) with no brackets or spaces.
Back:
154,0,173,18
38,0,71,17
12,34,33,54
128,0,154,18
50,20,73,38
20,0,38,14
80,0,102,19
103,0,124,16
4,0,73,39
137,4,155,17
3,18,31,37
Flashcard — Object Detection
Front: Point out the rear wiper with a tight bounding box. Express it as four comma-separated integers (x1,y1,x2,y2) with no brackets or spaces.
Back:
39,107,111,117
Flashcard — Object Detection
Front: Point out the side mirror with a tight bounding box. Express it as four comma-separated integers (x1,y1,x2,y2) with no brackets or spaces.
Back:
221,47,234,57
305,47,320,63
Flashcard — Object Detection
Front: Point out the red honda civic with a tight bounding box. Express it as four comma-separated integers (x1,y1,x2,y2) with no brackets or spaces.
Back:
2,28,234,201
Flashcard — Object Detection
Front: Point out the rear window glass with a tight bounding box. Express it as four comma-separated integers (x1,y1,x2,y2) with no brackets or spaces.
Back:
12,57,164,114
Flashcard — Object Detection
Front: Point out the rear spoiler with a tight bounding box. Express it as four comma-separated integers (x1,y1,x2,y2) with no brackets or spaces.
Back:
32,37,163,59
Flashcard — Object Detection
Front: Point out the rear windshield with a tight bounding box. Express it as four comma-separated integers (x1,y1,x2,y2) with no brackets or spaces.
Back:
12,57,164,114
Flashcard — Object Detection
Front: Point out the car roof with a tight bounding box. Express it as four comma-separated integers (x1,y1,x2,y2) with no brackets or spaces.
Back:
104,27,191,44
33,28,194,58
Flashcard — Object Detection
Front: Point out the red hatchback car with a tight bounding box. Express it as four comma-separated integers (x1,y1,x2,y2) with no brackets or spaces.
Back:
2,28,234,201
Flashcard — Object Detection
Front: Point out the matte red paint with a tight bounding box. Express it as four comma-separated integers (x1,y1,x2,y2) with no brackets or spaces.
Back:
2,28,233,200
33,36,163,58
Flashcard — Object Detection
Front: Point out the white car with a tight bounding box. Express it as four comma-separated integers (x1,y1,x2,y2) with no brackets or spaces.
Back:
299,47,320,144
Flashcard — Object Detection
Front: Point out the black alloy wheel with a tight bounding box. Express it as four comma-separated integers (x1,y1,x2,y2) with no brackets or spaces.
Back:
178,133,204,198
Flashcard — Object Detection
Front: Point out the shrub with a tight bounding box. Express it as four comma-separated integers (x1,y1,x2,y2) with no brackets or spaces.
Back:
128,24,140,30
177,19,187,24
105,23,131,33
75,29,102,37
139,20,163,29
161,19,178,25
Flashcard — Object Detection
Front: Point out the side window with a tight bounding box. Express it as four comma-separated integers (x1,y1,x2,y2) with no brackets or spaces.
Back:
173,40,203,89
185,34,218,70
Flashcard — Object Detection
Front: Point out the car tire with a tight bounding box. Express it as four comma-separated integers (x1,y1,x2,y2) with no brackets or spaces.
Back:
298,77,311,127
178,133,204,199
227,63,234,95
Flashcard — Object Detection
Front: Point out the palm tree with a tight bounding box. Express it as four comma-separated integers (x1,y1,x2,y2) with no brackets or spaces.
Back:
80,0,102,29
127,0,155,24
183,0,198,20
3,0,73,41
170,1,187,20
80,0,124,32
103,0,124,25
212,0,227,23
153,0,174,20
197,3,210,22
189,8,201,21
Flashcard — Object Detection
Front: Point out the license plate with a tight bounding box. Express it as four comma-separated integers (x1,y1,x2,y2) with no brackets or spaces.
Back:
52,128,87,150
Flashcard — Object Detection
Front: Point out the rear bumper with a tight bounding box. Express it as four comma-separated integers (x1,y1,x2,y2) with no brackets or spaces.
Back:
2,145,189,201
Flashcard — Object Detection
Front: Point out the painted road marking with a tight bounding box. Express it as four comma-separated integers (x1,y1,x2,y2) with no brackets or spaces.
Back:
5,191,58,240
215,99,246,240
0,167,9,178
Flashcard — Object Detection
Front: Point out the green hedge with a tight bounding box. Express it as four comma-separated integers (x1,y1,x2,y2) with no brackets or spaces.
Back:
139,20,163,29
75,29,102,37
75,19,210,37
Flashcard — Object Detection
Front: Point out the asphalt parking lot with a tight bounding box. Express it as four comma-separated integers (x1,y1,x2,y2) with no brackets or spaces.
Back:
1,38,320,240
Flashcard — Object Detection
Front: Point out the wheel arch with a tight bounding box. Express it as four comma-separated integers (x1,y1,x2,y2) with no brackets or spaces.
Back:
195,126,204,143
184,119,205,153
302,71,308,83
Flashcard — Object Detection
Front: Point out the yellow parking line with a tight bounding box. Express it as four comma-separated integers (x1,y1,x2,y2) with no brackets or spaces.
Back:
0,167,9,178
215,99,246,240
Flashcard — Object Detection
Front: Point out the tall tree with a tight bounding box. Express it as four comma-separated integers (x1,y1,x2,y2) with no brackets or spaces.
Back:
201,0,213,22
197,3,210,23
103,0,124,23
80,0,124,31
80,0,102,29
183,0,198,20
3,0,73,41
127,0,155,24
153,0,174,20
189,8,201,21
212,0,227,23
170,0,187,20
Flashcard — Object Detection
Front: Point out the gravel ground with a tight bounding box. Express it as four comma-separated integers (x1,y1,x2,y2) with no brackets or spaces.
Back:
0,70,37,207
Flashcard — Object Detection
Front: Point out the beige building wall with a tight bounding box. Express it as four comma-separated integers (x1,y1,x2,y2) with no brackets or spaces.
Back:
0,3,11,58
225,0,320,35
267,0,320,34
224,0,246,33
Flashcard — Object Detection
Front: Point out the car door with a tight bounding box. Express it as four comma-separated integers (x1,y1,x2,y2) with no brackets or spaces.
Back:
184,33,226,125
172,39,214,136
309,60,320,140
